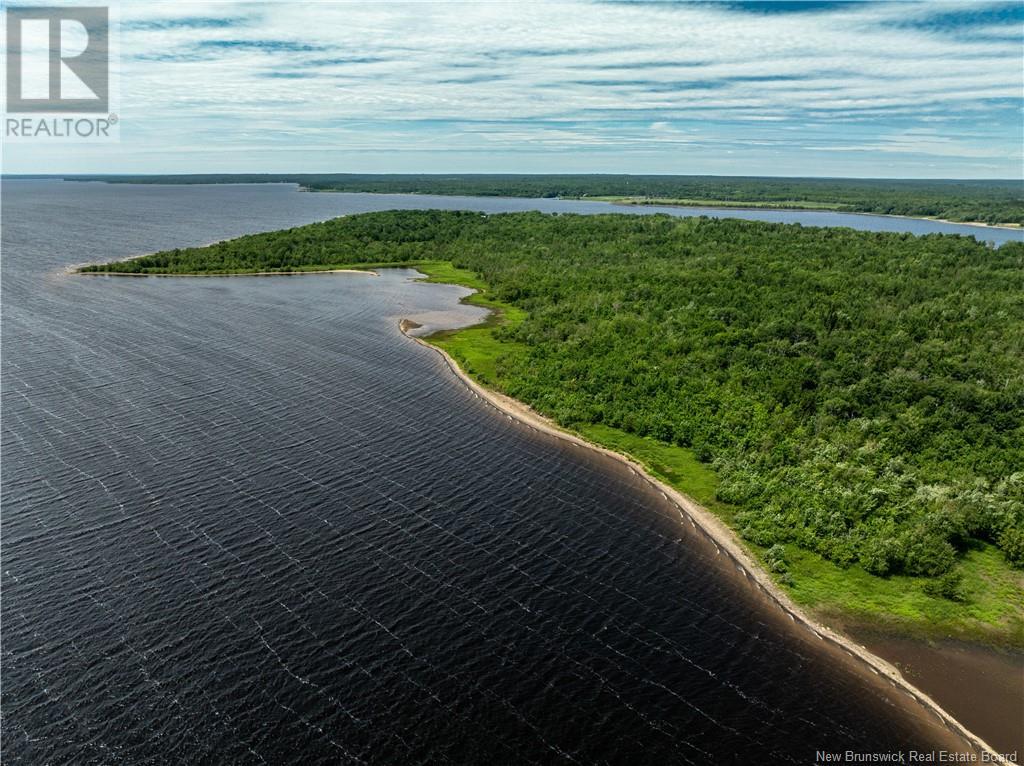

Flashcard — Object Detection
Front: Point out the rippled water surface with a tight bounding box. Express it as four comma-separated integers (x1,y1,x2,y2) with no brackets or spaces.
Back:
2,181,982,764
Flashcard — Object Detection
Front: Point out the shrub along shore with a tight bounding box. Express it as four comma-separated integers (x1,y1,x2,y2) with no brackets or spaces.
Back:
82,211,1024,645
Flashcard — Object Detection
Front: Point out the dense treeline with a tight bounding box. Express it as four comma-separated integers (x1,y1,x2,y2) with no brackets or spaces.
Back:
60,173,1024,225
86,211,1024,584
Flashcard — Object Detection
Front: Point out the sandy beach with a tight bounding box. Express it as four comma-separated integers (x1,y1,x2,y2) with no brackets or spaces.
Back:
400,318,1003,760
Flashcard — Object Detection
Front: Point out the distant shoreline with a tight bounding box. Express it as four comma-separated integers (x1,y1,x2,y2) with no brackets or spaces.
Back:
585,196,1023,231
400,315,1000,760
28,175,1021,233
297,186,1024,231
291,185,1023,231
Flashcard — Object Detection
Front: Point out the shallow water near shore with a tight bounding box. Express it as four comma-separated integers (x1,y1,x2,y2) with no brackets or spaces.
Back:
850,630,1023,756
1,180,1013,763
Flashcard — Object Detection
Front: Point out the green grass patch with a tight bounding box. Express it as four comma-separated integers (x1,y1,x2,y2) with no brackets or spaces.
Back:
407,260,490,292
575,424,722,510
403,261,528,387
782,543,1024,646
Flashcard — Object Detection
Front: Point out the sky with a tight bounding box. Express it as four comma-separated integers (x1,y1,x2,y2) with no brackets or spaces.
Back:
4,0,1023,178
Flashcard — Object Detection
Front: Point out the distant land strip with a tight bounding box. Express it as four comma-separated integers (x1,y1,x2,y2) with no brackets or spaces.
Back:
23,172,1024,226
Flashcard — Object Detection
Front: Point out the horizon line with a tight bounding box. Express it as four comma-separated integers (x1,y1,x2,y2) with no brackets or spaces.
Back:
5,172,1022,183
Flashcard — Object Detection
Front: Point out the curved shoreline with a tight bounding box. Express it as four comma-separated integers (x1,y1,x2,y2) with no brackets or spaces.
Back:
399,317,1002,760
68,226,377,278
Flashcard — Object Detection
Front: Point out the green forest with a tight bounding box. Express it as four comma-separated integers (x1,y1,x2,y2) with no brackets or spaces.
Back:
84,211,1024,639
59,173,1024,225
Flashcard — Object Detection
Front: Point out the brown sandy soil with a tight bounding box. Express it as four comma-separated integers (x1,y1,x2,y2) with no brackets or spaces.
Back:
851,629,1023,756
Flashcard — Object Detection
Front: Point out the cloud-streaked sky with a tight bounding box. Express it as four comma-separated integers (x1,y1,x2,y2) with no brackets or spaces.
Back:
5,0,1023,177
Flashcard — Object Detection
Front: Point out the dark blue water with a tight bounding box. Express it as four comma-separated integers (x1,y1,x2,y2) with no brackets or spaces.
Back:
1,180,983,764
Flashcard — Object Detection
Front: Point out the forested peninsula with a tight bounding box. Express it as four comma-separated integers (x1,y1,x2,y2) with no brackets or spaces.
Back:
59,173,1024,226
83,212,1024,643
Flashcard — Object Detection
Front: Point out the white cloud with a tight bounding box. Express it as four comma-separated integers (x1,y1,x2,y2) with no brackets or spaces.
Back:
6,0,1022,176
